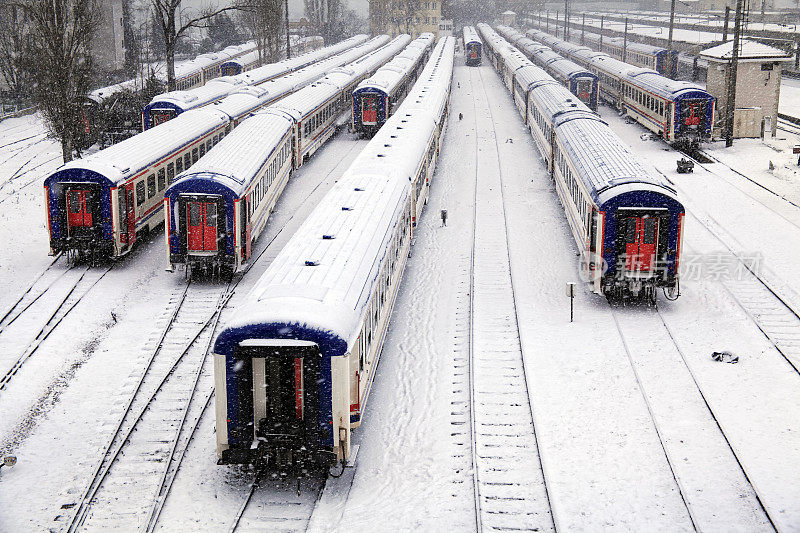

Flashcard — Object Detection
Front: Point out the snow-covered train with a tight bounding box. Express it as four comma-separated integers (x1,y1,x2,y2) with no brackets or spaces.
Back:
164,35,413,275
213,36,454,469
480,25,684,302
220,36,325,76
43,36,395,261
489,25,598,111
352,33,435,136
524,27,714,149
463,26,482,66
142,35,368,130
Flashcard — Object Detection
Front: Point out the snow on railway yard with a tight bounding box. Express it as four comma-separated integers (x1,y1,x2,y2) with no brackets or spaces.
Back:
1,55,800,531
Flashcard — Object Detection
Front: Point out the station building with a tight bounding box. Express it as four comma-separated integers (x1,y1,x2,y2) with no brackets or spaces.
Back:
700,39,792,138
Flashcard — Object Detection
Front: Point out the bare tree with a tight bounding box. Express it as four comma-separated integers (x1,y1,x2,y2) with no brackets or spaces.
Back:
0,2,29,101
240,0,283,64
15,0,99,162
305,0,344,43
150,0,241,92
368,0,391,35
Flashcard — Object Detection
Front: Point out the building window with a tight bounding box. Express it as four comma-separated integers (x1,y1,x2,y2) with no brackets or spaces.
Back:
761,63,774,71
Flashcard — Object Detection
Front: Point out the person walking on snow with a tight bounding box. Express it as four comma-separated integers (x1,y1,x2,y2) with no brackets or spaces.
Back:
441,209,448,226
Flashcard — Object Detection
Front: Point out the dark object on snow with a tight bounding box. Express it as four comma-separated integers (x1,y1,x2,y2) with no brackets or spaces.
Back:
440,209,448,226
711,351,739,363
677,158,694,173
459,112,463,120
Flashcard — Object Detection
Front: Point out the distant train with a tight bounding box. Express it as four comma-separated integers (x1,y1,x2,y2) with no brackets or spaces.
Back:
491,25,598,111
164,34,414,276
352,33,434,136
220,36,325,76
80,37,327,148
213,36,454,469
463,26,482,66
524,27,714,149
143,35,366,130
43,36,396,261
480,25,684,302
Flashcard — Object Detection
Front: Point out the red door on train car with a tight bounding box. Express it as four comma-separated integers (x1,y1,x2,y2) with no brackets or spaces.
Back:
187,201,218,252
623,216,658,272
684,102,701,126
66,189,92,230
362,96,378,125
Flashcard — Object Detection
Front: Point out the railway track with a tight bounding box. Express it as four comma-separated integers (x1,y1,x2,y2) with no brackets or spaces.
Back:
59,282,231,532
228,474,324,532
609,306,776,530
461,66,555,533
663,171,800,375
0,264,111,395
52,131,369,532
694,149,800,216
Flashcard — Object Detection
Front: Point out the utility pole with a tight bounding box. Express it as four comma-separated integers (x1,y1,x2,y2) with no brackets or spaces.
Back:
582,13,585,45
623,18,628,63
667,0,676,76
725,0,745,147
600,15,604,47
723,6,730,41
285,0,290,59
564,0,568,40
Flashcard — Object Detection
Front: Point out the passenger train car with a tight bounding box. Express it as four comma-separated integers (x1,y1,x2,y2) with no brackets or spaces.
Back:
163,35,413,275
212,36,454,469
574,31,677,79
524,27,714,149
463,26,482,66
352,33,434,136
220,36,325,76
143,35,370,130
492,25,598,111
483,30,684,302
43,35,398,261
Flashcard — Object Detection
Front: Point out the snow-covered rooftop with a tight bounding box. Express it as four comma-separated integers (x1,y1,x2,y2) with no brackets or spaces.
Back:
700,39,793,61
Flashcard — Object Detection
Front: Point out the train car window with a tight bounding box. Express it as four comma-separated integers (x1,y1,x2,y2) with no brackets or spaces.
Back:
184,153,191,169
213,135,218,146
136,181,145,206
189,203,200,226
207,203,217,226
176,156,184,174
167,163,175,184
68,191,81,212
643,218,657,244
158,168,166,191
192,148,198,164
207,139,212,152
147,175,156,198
199,143,206,158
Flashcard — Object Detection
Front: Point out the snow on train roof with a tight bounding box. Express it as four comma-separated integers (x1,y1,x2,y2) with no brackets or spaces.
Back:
217,38,454,353
49,107,229,186
531,82,597,121
556,117,677,201
209,85,281,119
221,49,261,69
532,48,567,66
218,166,409,354
547,57,596,79
402,37,454,117
166,110,293,198
627,71,711,99
148,77,244,110
590,54,652,78
503,49,534,72
514,65,558,89
355,34,433,93
463,26,482,44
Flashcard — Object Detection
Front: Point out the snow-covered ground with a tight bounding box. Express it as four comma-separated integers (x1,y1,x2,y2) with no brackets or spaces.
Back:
1,54,799,531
